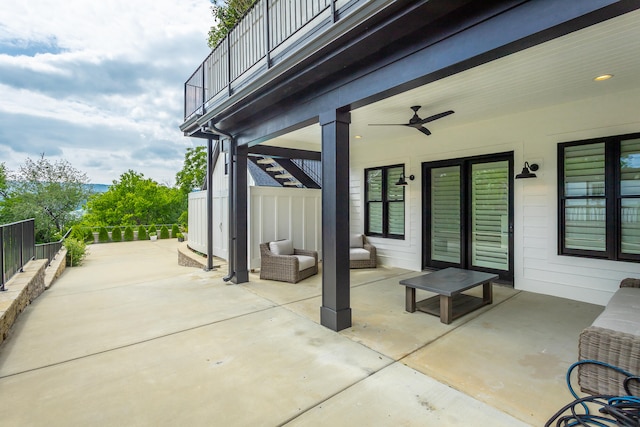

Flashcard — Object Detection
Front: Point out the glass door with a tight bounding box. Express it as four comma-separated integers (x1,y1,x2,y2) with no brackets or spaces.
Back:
470,160,510,272
423,153,513,282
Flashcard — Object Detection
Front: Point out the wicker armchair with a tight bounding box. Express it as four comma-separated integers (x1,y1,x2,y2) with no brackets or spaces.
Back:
578,278,640,396
350,234,377,269
259,241,318,283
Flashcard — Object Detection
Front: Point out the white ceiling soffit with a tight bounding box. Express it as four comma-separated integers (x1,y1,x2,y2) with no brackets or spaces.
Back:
267,8,640,147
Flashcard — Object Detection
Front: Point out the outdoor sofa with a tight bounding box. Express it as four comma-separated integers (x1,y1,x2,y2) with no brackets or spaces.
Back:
578,278,640,396
349,234,377,269
259,240,318,283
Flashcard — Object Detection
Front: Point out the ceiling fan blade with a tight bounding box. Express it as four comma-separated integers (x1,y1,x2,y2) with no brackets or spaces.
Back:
417,126,431,136
419,110,454,124
368,123,407,126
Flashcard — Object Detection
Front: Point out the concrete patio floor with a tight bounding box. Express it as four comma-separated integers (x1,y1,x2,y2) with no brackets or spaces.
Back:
0,239,603,426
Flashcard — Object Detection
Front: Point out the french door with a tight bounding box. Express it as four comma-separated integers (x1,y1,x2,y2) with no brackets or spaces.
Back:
422,152,514,282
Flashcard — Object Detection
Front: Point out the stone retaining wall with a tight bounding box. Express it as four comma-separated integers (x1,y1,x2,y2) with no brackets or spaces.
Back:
0,259,48,345
177,242,206,269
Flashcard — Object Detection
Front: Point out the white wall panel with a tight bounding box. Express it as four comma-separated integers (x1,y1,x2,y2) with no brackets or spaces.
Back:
249,187,322,269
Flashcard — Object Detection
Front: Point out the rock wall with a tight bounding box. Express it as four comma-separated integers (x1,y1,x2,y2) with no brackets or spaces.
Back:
0,259,48,345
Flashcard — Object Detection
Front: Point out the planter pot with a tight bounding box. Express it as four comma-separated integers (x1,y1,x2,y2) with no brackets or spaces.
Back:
177,237,184,242
150,235,158,241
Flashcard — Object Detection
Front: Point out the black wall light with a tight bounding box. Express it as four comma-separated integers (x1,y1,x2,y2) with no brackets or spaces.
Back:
515,162,539,179
396,173,415,186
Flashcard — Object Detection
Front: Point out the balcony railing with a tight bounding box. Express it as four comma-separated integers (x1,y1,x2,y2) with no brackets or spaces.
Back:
1,219,35,291
184,0,373,121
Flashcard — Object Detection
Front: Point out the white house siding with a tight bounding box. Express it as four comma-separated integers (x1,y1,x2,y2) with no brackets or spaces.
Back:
350,87,640,306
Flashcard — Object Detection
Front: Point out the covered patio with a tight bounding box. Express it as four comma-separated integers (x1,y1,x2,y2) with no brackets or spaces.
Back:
0,239,602,425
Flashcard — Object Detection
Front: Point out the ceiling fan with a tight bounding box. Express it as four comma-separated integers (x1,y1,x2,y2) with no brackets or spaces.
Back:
368,105,454,136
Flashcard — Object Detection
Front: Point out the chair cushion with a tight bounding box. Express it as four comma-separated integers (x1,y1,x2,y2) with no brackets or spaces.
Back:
350,248,371,261
294,255,316,271
350,234,363,248
270,239,294,255
592,287,640,336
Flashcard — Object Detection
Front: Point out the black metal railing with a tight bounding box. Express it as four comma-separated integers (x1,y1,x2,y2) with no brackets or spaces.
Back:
292,158,322,187
184,0,371,120
35,228,72,268
1,219,35,291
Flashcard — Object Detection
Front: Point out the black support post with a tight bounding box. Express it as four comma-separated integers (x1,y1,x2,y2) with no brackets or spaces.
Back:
206,137,217,271
231,142,249,284
319,109,351,331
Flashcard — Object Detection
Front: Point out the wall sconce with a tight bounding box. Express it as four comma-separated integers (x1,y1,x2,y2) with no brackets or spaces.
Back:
396,174,415,186
515,162,539,179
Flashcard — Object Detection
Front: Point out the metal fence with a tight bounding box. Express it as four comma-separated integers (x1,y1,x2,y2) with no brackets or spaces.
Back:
1,219,36,291
35,228,72,268
185,0,368,119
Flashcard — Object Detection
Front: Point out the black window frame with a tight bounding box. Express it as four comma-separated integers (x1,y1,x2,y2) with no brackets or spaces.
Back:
364,164,405,239
558,131,640,262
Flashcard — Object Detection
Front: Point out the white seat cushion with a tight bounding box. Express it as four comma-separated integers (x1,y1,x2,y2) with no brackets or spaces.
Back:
294,255,315,271
593,287,640,336
350,234,363,248
270,239,294,255
350,248,371,261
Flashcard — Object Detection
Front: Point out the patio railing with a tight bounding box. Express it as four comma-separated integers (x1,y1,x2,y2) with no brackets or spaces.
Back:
184,0,373,120
35,228,72,268
1,219,35,291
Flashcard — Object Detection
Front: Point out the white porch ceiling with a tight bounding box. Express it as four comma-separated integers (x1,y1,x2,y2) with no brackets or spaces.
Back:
266,8,640,148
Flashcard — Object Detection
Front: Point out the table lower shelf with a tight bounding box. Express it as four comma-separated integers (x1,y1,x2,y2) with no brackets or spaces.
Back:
416,293,490,324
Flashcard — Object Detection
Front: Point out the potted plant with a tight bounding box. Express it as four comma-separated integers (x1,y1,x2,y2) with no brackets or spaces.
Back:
176,232,184,242
149,232,158,241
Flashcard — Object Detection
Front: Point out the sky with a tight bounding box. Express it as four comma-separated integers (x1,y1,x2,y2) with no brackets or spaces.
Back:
0,1,213,185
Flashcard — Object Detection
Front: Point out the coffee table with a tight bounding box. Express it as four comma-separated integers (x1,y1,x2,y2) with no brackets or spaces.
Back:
399,267,498,324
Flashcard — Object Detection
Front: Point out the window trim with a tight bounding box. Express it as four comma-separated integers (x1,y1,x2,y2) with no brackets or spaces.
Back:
558,131,640,262
364,164,405,239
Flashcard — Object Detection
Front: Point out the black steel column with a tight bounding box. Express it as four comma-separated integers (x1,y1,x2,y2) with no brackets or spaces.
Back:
206,137,216,271
232,142,249,283
319,109,351,331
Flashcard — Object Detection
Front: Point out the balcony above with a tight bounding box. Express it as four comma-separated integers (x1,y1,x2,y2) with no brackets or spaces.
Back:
181,0,409,138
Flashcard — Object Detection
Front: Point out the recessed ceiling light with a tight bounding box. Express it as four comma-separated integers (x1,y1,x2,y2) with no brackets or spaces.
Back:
354,135,362,139
594,74,614,81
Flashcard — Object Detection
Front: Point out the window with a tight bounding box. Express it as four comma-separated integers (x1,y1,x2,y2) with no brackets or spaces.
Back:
558,132,640,262
365,164,405,239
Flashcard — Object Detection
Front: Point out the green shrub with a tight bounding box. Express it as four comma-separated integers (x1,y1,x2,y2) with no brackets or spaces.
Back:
160,225,170,239
171,224,180,238
84,227,95,243
111,226,122,242
98,226,109,243
124,226,134,241
138,225,147,240
148,224,157,235
64,237,87,267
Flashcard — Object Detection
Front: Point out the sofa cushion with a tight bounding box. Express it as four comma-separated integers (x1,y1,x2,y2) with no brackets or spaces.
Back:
270,239,294,256
350,234,363,248
592,287,640,336
294,255,316,271
350,248,371,261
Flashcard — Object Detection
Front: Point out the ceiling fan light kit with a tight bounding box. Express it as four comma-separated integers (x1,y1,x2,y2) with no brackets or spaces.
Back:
368,105,454,136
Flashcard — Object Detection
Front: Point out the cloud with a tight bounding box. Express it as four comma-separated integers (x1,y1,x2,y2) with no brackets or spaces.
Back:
0,0,213,185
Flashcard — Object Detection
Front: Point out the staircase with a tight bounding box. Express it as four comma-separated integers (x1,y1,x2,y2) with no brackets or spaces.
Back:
250,156,321,189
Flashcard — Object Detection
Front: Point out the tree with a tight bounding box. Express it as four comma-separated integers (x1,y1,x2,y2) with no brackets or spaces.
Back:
83,170,185,226
0,162,7,199
175,146,207,194
208,0,257,49
0,156,91,242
